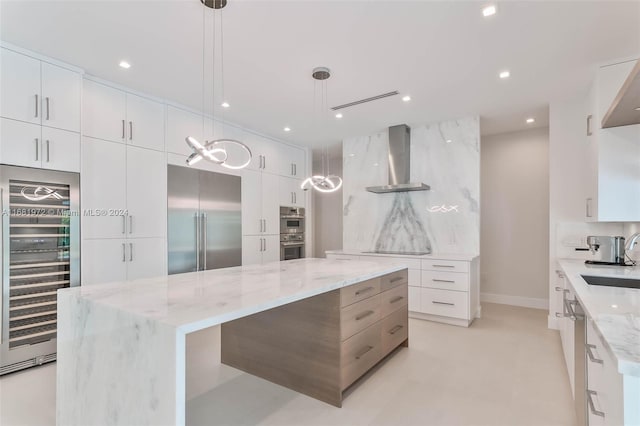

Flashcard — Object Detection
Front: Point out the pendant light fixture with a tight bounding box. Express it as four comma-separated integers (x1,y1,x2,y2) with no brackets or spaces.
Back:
185,0,252,169
301,67,343,193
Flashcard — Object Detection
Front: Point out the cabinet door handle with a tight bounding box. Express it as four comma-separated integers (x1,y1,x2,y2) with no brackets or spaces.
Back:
129,121,133,140
355,286,374,296
586,198,592,218
355,310,375,321
390,276,404,283
34,138,39,161
294,164,297,176
432,301,454,306
586,344,603,364
586,390,605,417
122,243,126,262
291,163,294,175
45,97,50,120
433,279,455,283
262,155,266,169
34,94,38,118
389,296,404,304
122,119,126,140
129,243,133,261
263,219,267,233
433,264,454,268
122,215,126,234
294,192,296,204
129,215,133,234
46,140,50,162
555,312,563,318
355,345,374,360
587,114,593,136
389,325,404,335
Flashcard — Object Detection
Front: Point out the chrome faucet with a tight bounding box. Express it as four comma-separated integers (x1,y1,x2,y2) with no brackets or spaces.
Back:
626,232,640,251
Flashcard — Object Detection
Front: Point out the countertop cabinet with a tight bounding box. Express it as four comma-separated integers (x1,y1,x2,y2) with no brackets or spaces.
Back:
1,48,80,132
242,235,280,266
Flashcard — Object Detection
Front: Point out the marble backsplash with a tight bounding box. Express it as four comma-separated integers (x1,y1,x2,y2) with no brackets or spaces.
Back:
343,116,480,255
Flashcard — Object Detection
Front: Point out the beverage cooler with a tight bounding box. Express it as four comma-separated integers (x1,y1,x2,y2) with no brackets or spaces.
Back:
0,165,79,375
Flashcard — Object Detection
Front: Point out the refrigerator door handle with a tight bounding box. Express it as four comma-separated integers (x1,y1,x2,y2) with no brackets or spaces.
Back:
202,213,207,270
195,213,200,271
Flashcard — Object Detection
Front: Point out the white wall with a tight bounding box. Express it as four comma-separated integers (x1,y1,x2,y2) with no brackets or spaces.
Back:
480,127,549,308
312,144,343,257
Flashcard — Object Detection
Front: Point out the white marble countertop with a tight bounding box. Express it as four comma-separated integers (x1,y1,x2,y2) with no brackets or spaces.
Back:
326,249,478,261
558,259,640,376
61,258,405,334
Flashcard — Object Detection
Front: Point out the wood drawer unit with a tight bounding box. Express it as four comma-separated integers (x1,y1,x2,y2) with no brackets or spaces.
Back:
422,259,469,273
221,268,409,407
380,269,408,292
341,321,382,389
380,284,408,318
421,270,469,292
341,277,381,307
420,287,469,320
381,306,409,356
341,294,381,340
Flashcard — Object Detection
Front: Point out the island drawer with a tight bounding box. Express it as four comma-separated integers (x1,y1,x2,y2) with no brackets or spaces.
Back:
341,294,382,341
341,278,381,307
421,271,469,292
380,284,408,318
380,269,408,292
381,306,409,356
341,321,382,389
359,256,421,270
421,259,469,273
420,288,468,319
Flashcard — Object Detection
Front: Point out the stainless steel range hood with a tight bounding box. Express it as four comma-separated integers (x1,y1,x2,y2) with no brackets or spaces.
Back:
366,124,430,193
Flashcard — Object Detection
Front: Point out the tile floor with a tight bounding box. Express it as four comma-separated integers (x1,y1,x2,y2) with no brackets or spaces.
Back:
0,303,576,426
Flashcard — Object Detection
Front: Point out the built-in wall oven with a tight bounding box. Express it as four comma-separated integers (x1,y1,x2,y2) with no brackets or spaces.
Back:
280,207,305,261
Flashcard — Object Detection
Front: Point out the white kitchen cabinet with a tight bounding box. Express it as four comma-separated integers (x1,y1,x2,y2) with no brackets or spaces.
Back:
408,286,420,312
560,279,575,397
261,172,280,234
83,79,165,150
126,146,166,238
242,235,280,266
81,237,165,285
83,79,127,143
0,118,80,172
278,144,306,178
40,61,81,132
584,59,640,222
279,176,305,208
244,132,281,174
41,126,80,172
0,48,41,125
242,168,279,236
81,137,127,239
166,105,203,156
0,118,43,168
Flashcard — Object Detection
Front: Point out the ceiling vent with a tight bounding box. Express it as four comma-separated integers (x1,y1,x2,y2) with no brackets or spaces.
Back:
331,91,399,111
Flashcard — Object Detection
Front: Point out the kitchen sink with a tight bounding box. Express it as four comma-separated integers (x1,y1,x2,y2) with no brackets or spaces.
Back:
581,275,640,289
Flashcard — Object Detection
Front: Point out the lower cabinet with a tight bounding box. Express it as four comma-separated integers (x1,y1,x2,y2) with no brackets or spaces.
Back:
242,235,280,265
221,269,409,407
81,237,165,285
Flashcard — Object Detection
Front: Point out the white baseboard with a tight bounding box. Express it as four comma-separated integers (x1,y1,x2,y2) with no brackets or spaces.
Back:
480,292,548,310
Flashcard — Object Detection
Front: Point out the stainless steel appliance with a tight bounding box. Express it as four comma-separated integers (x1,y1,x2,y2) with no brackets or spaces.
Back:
0,165,80,375
167,165,241,274
585,235,626,265
280,206,305,234
280,207,305,261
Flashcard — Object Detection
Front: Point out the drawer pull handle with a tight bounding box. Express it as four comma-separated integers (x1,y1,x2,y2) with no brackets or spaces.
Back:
586,344,603,364
389,296,404,304
355,286,374,296
389,325,404,335
433,279,455,283
586,390,605,417
432,301,454,306
433,264,454,268
355,345,374,360
390,276,404,283
355,310,375,321
555,312,563,318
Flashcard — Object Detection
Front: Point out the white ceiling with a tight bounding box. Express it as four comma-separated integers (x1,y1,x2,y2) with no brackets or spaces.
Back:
1,0,639,147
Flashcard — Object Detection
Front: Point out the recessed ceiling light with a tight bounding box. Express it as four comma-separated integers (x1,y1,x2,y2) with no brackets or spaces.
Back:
221,102,230,108
402,95,411,102
635,107,640,111
611,304,618,309
119,60,131,69
335,113,343,119
526,118,535,124
284,127,291,132
499,70,510,79
446,139,452,143
348,153,355,157
482,5,497,17
373,163,379,167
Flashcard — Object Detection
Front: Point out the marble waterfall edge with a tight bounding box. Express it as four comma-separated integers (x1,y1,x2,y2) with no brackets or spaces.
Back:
343,116,480,255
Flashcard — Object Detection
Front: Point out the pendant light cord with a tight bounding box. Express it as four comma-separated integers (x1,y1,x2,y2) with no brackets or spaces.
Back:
201,4,206,140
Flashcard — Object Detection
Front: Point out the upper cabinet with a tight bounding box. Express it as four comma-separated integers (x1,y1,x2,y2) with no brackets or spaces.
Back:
166,105,203,156
0,47,81,133
83,79,164,151
584,59,640,222
600,59,640,128
278,143,306,178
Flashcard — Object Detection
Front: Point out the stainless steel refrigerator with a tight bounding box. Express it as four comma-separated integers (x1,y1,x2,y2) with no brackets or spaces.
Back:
0,165,80,375
167,165,241,274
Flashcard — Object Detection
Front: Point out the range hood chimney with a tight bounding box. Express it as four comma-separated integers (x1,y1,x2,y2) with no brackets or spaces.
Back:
365,124,430,194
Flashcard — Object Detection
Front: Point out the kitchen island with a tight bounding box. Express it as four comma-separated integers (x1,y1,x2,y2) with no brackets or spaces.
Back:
56,258,409,425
